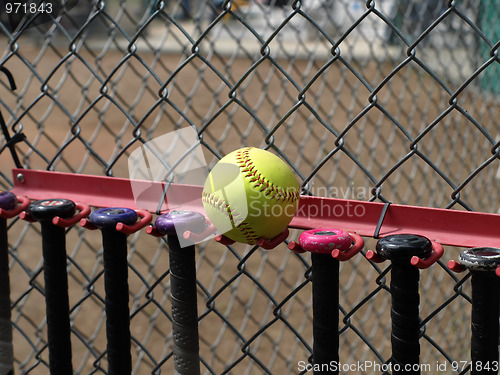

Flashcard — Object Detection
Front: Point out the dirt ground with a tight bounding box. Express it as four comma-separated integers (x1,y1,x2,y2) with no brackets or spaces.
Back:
0,33,494,373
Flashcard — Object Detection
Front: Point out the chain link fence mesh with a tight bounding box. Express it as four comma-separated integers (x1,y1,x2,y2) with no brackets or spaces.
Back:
0,0,499,373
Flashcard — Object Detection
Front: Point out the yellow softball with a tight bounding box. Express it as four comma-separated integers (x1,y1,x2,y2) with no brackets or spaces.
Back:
202,147,300,244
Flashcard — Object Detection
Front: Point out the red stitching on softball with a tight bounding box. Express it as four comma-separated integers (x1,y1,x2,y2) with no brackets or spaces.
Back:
236,148,300,204
202,192,259,244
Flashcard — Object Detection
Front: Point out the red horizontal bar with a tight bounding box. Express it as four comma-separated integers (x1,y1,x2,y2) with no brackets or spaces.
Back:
291,196,500,248
11,169,500,248
11,168,199,213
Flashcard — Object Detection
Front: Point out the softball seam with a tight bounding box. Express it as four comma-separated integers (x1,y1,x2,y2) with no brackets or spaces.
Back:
202,192,259,244
236,148,300,203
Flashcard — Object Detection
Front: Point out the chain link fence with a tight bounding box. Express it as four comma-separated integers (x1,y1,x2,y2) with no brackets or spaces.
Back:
0,0,499,373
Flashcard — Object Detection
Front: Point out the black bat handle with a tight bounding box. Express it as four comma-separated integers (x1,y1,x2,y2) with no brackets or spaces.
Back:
0,217,14,375
28,199,76,375
167,234,201,375
376,234,433,375
390,262,420,373
456,247,500,374
470,270,499,374
88,207,138,375
291,228,363,374
311,253,339,374
40,222,74,375
152,210,206,375
101,228,132,375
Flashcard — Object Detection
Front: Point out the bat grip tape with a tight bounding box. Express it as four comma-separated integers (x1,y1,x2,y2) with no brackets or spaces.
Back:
390,263,420,374
102,229,132,375
0,218,13,374
470,271,499,375
167,234,201,375
41,222,73,375
311,253,339,374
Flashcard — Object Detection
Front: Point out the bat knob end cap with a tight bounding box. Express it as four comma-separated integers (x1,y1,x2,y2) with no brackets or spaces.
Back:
376,234,432,262
0,191,17,211
28,198,76,222
458,247,500,272
88,207,138,229
154,210,206,236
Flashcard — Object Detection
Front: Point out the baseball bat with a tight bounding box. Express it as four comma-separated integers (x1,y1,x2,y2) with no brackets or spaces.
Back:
0,191,20,375
86,207,144,375
369,234,441,375
288,229,364,374
449,247,500,375
471,270,499,374
26,199,76,375
148,210,206,375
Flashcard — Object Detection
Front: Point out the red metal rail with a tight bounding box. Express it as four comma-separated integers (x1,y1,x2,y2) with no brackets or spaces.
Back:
11,168,500,248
